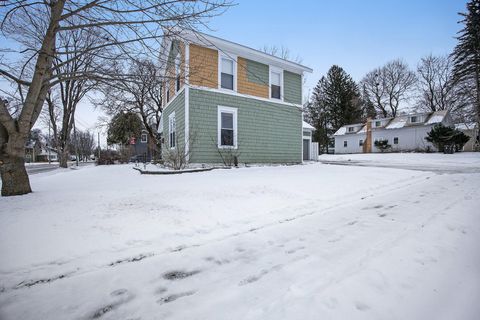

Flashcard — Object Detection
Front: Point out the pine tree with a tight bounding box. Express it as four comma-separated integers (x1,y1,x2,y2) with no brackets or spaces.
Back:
452,0,480,127
307,66,363,152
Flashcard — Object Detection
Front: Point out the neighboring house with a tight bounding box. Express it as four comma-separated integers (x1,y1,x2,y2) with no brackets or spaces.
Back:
36,147,58,162
302,121,318,161
455,123,479,151
129,130,158,162
25,141,42,163
334,110,453,154
158,30,312,164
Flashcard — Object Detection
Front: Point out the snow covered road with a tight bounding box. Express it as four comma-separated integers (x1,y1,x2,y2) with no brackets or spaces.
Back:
0,155,479,319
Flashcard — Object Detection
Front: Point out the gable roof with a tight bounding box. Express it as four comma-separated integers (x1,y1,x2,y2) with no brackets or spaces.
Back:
160,28,313,75
302,121,315,130
334,110,450,136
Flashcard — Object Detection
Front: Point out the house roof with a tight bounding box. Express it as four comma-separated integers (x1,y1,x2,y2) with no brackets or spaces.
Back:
302,121,315,130
455,122,478,130
334,110,450,136
161,28,313,75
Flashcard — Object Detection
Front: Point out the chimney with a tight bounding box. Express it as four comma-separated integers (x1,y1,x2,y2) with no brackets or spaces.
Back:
363,118,372,153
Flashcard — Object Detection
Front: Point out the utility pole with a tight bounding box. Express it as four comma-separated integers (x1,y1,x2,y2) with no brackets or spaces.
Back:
73,115,79,167
97,131,101,160
48,122,51,164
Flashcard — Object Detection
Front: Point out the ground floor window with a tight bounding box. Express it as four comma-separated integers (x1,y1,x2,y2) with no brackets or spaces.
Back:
218,106,237,148
169,112,176,148
393,137,399,144
359,139,363,147
141,133,148,143
344,141,347,147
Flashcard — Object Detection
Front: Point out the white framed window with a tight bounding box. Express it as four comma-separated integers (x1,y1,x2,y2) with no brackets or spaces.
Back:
168,112,176,149
410,116,417,123
269,67,283,100
393,137,399,144
359,139,363,147
375,121,381,127
141,133,147,143
217,106,237,149
219,55,236,91
175,54,181,92
166,80,170,103
343,140,347,148
348,127,355,133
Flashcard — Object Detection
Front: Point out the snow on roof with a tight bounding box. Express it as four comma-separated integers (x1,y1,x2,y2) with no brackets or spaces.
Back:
426,110,448,125
334,123,364,136
302,121,315,130
455,122,478,130
385,116,408,129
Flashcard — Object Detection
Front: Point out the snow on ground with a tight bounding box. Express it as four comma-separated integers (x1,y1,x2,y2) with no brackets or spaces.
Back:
0,155,480,319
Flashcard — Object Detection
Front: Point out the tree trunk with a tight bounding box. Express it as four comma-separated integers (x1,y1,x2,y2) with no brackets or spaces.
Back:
0,133,32,196
59,149,68,168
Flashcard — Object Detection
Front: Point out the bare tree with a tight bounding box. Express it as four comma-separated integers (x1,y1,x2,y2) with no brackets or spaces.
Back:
0,0,232,196
361,59,417,118
261,45,303,64
76,129,95,161
97,59,163,151
45,26,105,167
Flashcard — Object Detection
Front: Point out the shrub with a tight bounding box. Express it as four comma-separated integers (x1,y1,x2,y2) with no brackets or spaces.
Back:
374,139,391,152
425,124,470,153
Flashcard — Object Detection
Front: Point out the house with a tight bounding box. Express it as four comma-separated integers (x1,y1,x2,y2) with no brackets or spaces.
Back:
129,130,159,162
25,141,42,163
455,122,479,151
158,29,313,164
36,146,58,162
334,110,453,154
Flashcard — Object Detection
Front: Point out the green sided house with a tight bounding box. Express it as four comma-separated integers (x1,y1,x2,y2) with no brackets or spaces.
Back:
158,30,313,164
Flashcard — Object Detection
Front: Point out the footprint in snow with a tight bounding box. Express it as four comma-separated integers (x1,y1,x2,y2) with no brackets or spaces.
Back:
157,291,196,305
355,301,370,311
163,270,200,280
89,289,133,319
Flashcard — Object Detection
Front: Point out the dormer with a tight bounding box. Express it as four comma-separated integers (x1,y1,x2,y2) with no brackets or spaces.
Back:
346,124,363,134
408,114,426,124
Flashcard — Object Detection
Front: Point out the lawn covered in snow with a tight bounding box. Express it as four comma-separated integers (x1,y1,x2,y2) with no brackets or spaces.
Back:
1,155,480,319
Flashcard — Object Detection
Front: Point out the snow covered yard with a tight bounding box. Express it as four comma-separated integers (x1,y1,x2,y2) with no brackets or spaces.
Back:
1,156,480,319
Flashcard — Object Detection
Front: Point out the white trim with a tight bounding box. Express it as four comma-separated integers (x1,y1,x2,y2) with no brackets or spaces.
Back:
269,66,284,101
164,86,186,111
189,85,302,109
218,53,237,92
140,133,148,143
175,53,181,92
184,42,190,162
217,105,238,149
168,112,176,149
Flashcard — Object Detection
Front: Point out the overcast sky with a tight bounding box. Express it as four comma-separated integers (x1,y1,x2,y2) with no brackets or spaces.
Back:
1,0,468,143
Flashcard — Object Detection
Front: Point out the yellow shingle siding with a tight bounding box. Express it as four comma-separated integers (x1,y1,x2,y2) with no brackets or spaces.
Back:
237,57,269,99
189,44,218,88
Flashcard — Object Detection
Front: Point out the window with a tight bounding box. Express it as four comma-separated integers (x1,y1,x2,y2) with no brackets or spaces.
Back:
375,121,381,127
220,57,234,90
348,127,355,133
344,141,347,148
141,133,147,143
166,81,170,103
270,68,282,100
393,137,399,144
168,112,176,148
175,55,181,92
410,116,417,123
218,106,237,148
359,139,364,147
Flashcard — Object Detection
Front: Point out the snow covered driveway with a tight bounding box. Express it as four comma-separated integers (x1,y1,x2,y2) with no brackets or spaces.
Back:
1,156,479,319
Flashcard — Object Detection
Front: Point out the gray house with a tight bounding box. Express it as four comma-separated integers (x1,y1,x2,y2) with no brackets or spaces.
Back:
334,110,453,154
158,29,313,164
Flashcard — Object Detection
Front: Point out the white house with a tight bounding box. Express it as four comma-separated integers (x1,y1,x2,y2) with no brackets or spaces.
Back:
334,110,453,154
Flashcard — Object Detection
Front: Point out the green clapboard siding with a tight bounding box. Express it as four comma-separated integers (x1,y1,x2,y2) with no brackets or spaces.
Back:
188,88,302,164
284,71,302,104
162,90,185,157
246,59,269,85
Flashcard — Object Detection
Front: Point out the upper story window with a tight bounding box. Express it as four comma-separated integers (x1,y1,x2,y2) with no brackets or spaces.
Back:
359,139,364,146
220,57,235,90
348,127,355,133
343,141,347,147
141,133,147,143
218,106,237,148
410,116,418,123
168,112,176,149
166,80,170,103
270,68,282,100
175,55,181,92
375,121,381,127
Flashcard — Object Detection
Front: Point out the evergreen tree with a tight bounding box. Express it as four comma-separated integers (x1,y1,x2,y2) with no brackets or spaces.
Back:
307,66,363,152
107,112,143,146
452,0,480,126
